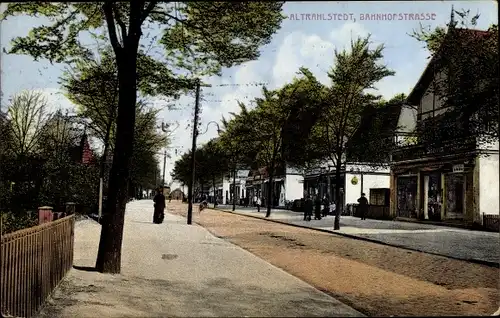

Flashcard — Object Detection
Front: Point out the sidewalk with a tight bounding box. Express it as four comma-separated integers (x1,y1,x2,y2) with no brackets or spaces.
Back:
37,200,363,317
214,207,499,267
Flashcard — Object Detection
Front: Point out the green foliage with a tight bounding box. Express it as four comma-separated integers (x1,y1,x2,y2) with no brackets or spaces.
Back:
410,10,498,144
171,151,192,187
310,36,395,166
0,211,38,235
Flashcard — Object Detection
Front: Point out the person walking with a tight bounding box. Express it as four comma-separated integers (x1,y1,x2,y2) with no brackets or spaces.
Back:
329,201,336,216
304,195,313,221
153,188,166,224
322,196,329,217
256,196,262,212
357,193,369,220
314,195,322,220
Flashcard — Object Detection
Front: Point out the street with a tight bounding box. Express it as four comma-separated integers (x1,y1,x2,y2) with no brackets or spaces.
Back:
170,201,499,316
215,205,499,265
37,200,362,317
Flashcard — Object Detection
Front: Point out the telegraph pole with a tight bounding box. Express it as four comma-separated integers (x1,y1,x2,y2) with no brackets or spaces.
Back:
187,80,201,225
162,149,167,189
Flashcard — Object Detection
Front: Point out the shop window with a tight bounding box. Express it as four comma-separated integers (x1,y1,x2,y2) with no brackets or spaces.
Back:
445,173,465,215
370,188,389,206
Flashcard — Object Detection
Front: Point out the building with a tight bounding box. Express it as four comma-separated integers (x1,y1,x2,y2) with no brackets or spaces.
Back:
245,163,303,207
303,102,402,210
390,28,499,224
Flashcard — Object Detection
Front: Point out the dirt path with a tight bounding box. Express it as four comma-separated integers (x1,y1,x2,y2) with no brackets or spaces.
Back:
168,202,499,317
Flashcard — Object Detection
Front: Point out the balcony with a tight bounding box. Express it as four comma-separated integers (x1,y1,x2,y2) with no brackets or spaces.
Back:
392,135,477,163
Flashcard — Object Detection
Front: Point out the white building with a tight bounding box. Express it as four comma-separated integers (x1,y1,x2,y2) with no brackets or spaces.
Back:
243,163,304,207
304,161,391,209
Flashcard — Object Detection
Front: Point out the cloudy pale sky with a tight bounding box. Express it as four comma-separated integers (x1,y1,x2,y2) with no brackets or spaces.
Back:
0,1,497,186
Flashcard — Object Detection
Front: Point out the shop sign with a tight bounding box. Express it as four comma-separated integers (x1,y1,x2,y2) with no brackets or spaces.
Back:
351,176,358,185
452,164,464,173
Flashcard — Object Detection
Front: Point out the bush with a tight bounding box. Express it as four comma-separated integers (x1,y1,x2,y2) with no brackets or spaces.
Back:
0,211,38,235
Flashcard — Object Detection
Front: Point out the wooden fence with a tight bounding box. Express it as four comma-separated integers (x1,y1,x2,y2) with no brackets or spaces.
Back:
483,214,499,232
1,215,75,318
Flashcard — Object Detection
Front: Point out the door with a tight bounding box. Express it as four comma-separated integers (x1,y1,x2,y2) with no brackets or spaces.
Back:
427,173,442,221
396,176,418,218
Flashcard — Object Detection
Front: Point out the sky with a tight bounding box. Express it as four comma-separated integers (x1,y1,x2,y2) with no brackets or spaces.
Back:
0,1,497,189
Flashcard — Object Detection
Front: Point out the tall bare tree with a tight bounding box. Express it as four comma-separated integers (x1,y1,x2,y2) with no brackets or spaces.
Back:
6,90,52,157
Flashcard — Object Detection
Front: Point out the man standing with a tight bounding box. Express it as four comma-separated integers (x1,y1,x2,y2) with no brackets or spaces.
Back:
357,193,369,220
304,195,313,221
256,196,262,212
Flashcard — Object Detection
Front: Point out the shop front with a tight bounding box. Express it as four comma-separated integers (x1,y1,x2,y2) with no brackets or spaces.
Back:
392,159,476,222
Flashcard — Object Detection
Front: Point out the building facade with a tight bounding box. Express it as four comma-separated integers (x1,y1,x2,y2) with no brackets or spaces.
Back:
244,164,304,207
390,28,499,224
303,162,391,209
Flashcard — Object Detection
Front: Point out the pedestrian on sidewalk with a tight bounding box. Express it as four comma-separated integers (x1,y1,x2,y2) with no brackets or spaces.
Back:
153,188,166,224
314,195,322,220
329,201,336,216
322,196,329,217
256,196,262,212
357,193,368,220
304,195,313,221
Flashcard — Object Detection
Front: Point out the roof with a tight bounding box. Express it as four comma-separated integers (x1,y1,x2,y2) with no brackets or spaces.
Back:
407,28,492,105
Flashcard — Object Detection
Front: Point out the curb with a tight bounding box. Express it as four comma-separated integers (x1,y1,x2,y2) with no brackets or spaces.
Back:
210,208,499,269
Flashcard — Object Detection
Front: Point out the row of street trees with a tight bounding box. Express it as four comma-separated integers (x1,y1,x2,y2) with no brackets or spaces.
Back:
173,36,398,229
172,11,498,232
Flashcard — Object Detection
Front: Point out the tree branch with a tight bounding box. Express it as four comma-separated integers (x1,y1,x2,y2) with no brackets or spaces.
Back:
112,3,127,44
102,3,122,56
141,1,159,24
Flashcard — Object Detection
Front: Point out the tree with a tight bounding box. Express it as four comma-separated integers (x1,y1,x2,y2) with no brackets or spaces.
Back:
171,152,191,188
410,9,498,144
311,36,395,230
3,2,285,273
60,47,119,188
129,105,167,196
218,69,325,216
196,139,229,208
5,90,52,157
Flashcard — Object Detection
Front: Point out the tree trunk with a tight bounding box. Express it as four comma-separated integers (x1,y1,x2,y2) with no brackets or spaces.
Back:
95,30,140,273
266,163,275,218
333,159,342,230
232,167,236,211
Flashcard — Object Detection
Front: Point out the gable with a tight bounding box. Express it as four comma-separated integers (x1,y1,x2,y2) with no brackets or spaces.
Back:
407,28,491,106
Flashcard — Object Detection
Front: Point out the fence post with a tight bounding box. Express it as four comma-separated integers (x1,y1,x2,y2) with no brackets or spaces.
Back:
65,202,76,216
38,207,53,225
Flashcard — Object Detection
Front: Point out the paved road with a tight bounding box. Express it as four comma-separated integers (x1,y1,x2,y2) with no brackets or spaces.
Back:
215,206,499,266
38,200,363,317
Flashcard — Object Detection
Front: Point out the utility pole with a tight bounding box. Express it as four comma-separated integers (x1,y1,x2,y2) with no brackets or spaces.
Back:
187,80,201,225
162,149,167,189
232,168,236,211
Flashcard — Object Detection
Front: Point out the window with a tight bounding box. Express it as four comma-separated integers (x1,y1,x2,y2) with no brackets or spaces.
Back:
370,188,390,206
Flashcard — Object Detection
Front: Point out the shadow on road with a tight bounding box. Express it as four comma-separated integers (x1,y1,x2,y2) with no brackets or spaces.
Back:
73,265,99,272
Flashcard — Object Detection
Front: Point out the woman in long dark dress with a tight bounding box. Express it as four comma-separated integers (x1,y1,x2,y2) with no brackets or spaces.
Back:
314,196,322,220
153,188,166,224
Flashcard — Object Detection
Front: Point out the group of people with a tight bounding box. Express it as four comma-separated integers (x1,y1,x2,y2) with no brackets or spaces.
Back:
303,195,335,221
302,193,369,221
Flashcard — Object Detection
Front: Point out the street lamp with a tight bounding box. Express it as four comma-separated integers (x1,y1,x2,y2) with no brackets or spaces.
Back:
198,121,222,136
186,115,221,225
